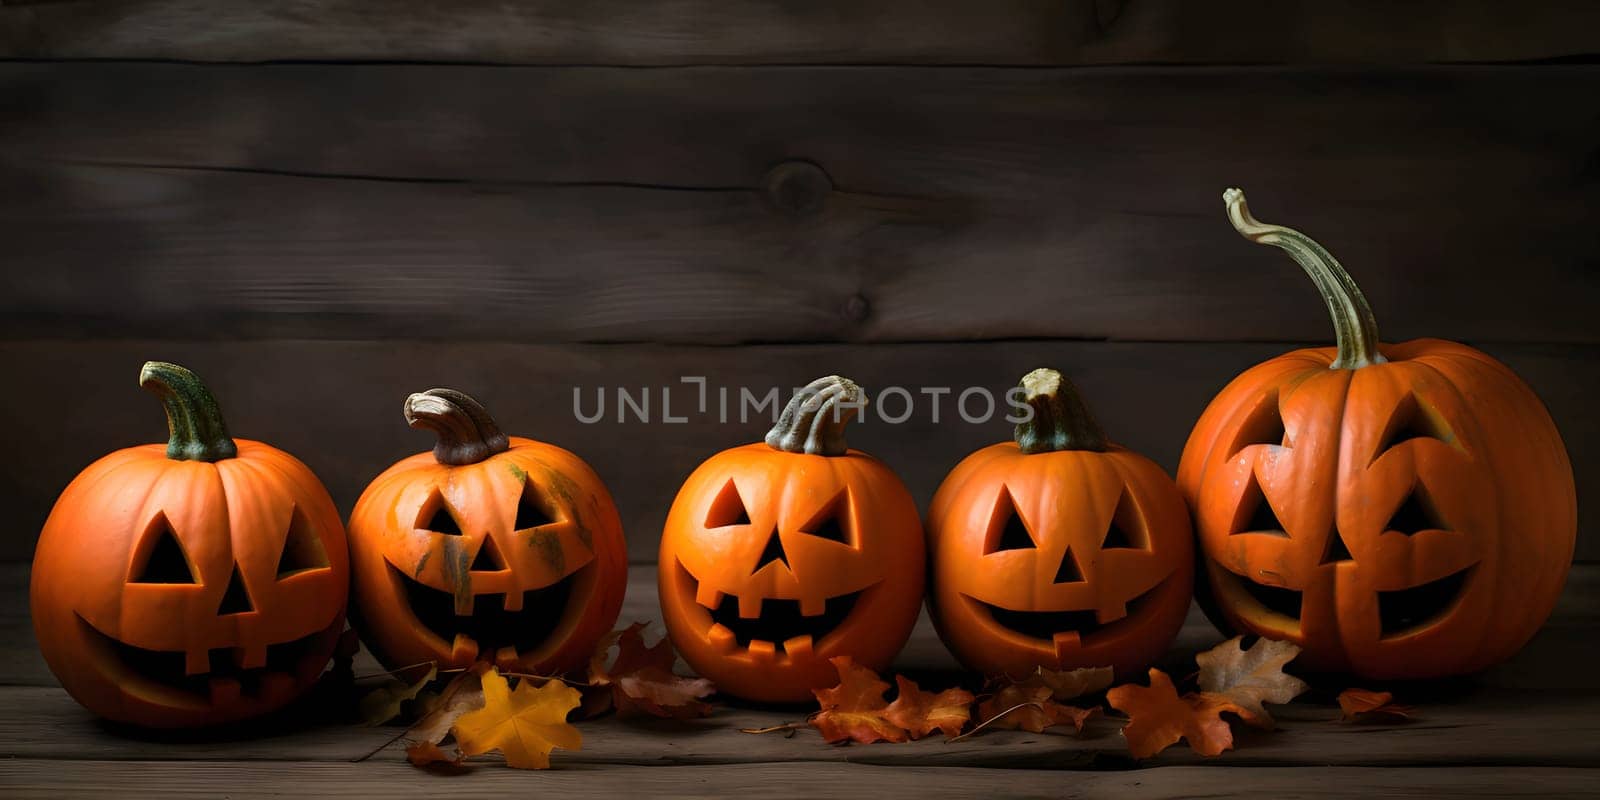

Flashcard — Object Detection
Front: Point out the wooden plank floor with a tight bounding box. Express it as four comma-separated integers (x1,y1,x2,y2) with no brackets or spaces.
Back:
2,563,1598,798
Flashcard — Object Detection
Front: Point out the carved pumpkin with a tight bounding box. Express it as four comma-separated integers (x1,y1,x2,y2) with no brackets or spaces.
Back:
31,362,349,728
926,368,1193,678
1178,189,1576,678
347,389,626,676
658,376,925,702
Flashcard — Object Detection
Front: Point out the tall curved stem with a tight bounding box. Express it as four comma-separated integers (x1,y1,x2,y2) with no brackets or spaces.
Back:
765,376,865,456
139,361,238,462
404,388,510,466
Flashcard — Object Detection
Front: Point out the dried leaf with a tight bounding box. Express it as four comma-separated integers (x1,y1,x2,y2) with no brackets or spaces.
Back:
975,683,1099,734
1195,636,1309,724
1338,689,1414,724
403,663,490,761
405,741,461,767
1028,665,1115,701
882,675,975,739
810,656,908,744
1107,669,1261,758
589,623,714,719
359,665,438,726
452,668,583,769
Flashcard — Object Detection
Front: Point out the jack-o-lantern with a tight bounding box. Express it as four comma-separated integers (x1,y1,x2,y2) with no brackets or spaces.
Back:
31,362,350,728
1178,189,1576,678
926,368,1193,678
659,376,925,702
347,389,626,676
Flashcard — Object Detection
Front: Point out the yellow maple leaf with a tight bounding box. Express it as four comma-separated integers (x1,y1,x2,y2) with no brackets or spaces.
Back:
451,668,582,769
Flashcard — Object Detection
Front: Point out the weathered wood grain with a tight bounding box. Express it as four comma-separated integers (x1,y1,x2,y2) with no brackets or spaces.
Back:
3,762,1595,800
3,64,1597,344
0,340,1593,563
2,1,1598,65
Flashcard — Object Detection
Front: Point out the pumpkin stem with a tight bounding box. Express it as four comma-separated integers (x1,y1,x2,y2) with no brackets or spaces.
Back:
765,376,866,456
404,388,510,466
1224,188,1386,370
139,361,238,462
1014,368,1109,454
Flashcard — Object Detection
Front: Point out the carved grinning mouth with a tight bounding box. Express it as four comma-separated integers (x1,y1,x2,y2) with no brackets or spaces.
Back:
1229,566,1475,639
76,613,332,704
388,563,582,656
965,575,1172,643
678,561,868,654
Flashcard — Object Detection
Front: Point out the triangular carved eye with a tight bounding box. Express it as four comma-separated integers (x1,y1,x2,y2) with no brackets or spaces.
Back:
514,481,557,530
1385,483,1449,535
705,479,752,528
985,488,1036,553
1053,547,1084,584
1102,491,1149,550
418,492,464,536
797,489,852,545
1230,473,1290,538
277,505,329,579
130,513,198,584
1371,393,1453,464
1228,390,1288,457
471,535,508,571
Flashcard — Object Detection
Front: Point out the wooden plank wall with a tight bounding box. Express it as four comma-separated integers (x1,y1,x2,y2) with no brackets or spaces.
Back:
1,1,1596,563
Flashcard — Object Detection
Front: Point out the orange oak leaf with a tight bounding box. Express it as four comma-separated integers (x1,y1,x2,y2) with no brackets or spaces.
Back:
1195,636,1308,725
1107,669,1262,758
1338,689,1414,724
589,622,714,719
810,656,909,744
976,683,1099,734
451,668,583,769
402,663,490,765
883,675,975,739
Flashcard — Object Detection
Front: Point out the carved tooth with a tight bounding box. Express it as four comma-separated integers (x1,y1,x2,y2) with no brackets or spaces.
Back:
450,634,480,664
800,595,826,617
738,594,764,619
185,649,210,676
696,583,725,610
235,643,268,670
259,672,296,704
1052,631,1083,660
782,635,814,660
208,677,242,705
502,590,524,613
707,623,737,651
746,640,777,662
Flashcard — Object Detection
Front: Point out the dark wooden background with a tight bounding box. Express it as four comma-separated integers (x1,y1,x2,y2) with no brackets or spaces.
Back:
2,0,1597,564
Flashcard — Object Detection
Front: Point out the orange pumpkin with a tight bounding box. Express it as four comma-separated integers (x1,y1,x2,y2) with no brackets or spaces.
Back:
1178,189,1576,678
31,362,349,727
658,376,925,702
926,368,1193,679
347,389,625,676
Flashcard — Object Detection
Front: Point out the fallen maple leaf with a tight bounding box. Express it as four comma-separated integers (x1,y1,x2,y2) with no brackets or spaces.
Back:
403,663,489,764
1028,665,1115,701
359,664,438,726
1338,689,1414,724
975,683,1099,735
882,675,974,739
1107,669,1262,758
810,656,909,744
452,668,583,769
589,622,714,719
1196,636,1309,724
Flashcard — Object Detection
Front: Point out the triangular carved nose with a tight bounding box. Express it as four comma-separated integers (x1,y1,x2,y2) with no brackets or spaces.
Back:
217,566,254,616
1053,547,1084,584
754,527,788,571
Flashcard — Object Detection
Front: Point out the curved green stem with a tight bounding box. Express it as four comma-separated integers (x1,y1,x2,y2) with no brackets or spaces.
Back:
1014,368,1108,454
404,388,510,466
138,361,238,462
765,376,865,456
1224,188,1386,370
